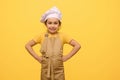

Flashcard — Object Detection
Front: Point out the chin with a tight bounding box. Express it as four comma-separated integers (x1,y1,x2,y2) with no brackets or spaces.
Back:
49,31,57,34
50,32,57,34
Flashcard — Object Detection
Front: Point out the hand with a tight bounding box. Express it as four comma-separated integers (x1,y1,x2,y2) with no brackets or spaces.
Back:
62,55,69,62
36,56,43,63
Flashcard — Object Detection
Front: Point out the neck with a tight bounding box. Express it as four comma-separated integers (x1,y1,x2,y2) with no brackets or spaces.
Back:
47,31,59,35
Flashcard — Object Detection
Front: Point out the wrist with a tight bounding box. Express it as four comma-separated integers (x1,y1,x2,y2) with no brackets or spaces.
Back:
36,56,42,60
66,54,71,59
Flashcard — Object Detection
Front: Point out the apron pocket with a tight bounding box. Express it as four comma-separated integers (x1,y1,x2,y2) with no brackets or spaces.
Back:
53,56,63,69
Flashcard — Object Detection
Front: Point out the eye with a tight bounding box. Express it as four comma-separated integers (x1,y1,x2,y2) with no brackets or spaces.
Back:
54,22,58,25
47,22,52,24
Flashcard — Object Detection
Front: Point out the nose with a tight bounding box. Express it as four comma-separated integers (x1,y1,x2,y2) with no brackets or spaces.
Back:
50,23,55,27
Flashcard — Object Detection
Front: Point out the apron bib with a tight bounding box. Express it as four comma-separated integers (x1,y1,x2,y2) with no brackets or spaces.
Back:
40,33,65,80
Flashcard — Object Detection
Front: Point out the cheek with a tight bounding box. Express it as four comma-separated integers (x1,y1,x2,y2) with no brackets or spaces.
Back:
46,25,50,29
46,24,50,28
54,25,59,29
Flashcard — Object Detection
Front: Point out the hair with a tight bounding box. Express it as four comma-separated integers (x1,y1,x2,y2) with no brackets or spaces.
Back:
44,20,61,26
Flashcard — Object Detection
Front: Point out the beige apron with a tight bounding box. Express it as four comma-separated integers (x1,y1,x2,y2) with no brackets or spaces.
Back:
40,33,65,80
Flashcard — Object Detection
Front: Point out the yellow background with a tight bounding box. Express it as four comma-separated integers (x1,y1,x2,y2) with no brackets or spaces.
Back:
0,0,120,80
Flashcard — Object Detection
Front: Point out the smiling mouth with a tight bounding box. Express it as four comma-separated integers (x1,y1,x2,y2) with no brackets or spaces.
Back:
49,28,56,31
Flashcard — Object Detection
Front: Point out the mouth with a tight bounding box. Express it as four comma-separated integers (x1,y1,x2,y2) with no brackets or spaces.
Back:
49,28,56,31
48,28,58,33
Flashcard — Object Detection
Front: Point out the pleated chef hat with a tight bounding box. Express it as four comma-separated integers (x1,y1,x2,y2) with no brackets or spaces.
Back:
40,6,62,23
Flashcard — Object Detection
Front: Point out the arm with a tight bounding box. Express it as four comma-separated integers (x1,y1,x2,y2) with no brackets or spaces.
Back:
62,39,81,62
25,40,42,63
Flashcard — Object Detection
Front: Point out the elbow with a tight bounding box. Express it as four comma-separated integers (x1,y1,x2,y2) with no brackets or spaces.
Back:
25,43,29,50
25,40,35,50
76,44,81,50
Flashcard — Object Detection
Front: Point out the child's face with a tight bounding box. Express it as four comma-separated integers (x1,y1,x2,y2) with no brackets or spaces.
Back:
45,18,60,34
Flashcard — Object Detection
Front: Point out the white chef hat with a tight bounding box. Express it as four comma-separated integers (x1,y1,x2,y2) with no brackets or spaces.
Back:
40,6,62,23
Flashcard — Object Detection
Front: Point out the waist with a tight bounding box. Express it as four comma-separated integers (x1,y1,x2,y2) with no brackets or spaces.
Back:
42,54,62,58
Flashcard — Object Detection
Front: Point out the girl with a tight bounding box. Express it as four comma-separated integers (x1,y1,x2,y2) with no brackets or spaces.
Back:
25,6,81,80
